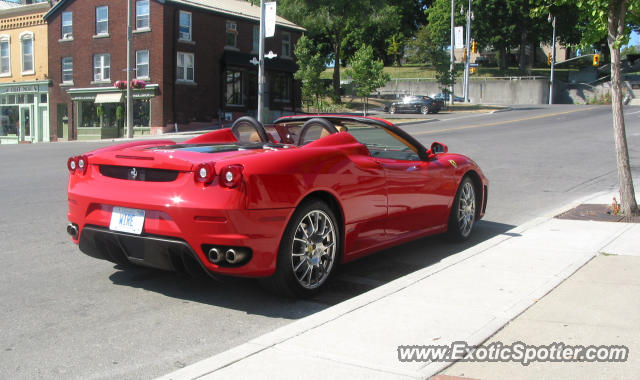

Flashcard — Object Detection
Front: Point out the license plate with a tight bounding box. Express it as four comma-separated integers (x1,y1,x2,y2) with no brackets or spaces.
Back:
109,207,145,235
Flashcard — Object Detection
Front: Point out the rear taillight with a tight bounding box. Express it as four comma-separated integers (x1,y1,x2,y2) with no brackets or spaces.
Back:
67,156,77,173
220,165,243,188
67,155,89,175
77,155,88,174
195,162,215,185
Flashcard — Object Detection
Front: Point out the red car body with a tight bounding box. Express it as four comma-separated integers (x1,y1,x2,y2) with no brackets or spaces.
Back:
66,115,487,293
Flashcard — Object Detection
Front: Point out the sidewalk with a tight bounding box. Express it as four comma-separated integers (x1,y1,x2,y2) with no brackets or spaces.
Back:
159,189,639,380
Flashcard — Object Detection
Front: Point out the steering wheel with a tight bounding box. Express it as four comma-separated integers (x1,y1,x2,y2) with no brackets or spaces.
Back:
230,116,269,143
297,118,339,145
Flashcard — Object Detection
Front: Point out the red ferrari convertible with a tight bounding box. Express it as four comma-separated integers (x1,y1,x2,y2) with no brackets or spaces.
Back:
66,115,487,297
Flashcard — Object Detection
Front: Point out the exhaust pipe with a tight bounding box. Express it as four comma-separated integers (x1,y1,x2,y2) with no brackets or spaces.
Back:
208,248,224,264
225,248,248,265
67,223,78,238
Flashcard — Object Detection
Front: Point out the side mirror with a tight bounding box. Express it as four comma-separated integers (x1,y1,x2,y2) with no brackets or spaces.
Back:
427,141,448,159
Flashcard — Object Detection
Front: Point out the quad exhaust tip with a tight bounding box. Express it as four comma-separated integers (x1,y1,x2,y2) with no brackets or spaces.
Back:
208,248,224,264
67,223,78,238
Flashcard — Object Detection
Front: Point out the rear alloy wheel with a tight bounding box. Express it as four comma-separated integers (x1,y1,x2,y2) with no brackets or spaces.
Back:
421,105,430,115
446,177,476,241
389,106,396,114
264,200,339,297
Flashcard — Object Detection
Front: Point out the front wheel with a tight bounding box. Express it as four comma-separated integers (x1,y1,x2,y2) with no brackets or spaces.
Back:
446,177,477,241
263,200,339,297
389,106,396,114
421,105,430,115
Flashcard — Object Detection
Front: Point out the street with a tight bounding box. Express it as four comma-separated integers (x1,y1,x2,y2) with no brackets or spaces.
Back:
1,105,639,379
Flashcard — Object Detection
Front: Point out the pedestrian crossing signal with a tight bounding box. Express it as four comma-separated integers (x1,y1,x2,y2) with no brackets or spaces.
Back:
593,54,600,66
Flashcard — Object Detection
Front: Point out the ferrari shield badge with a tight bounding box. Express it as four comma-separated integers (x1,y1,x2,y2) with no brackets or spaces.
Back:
449,159,457,168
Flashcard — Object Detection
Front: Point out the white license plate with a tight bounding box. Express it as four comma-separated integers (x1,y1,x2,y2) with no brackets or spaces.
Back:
109,207,145,235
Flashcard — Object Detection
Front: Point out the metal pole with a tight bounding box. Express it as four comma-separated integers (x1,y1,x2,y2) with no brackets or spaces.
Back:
257,0,265,123
549,16,556,105
450,0,455,107
464,0,471,102
126,0,133,138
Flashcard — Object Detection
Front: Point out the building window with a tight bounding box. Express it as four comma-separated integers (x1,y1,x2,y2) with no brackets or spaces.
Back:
61,11,73,39
136,50,149,79
281,32,291,58
0,36,10,76
273,72,291,102
176,52,194,82
96,6,108,35
252,25,259,53
93,53,110,81
225,21,237,48
21,33,34,74
62,57,73,83
225,70,242,105
136,0,150,29
178,11,191,41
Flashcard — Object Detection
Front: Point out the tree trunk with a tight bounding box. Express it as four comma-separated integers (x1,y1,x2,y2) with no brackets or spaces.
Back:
608,0,639,216
332,36,342,103
498,46,508,71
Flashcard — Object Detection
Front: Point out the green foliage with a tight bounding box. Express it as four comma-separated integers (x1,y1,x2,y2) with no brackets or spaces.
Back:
116,105,124,121
293,35,328,108
96,105,104,118
406,24,461,91
387,34,405,66
347,45,390,97
346,44,391,114
622,44,640,56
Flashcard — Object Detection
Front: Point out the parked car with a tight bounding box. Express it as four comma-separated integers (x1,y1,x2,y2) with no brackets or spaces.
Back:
388,95,443,114
432,93,467,102
66,115,488,297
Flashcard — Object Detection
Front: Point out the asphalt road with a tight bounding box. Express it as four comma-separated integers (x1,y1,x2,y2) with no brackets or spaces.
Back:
1,104,639,379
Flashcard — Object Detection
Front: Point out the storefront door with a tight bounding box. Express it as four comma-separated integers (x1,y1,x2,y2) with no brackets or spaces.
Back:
20,106,31,142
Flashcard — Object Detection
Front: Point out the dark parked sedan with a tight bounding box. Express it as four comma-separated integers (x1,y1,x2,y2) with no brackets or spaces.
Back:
388,95,443,115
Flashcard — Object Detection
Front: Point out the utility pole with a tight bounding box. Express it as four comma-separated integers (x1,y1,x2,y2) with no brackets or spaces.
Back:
126,0,133,138
548,13,556,105
257,0,265,123
450,0,455,107
463,0,472,103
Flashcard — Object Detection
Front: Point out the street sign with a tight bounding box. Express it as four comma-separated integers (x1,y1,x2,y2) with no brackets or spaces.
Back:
265,2,276,37
469,63,479,67
454,26,464,49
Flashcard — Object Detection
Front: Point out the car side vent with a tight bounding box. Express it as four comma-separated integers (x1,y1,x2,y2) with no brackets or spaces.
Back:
99,165,180,182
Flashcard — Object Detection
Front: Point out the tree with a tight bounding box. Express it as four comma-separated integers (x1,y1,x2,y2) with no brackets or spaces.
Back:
346,45,390,116
536,0,639,216
278,0,394,102
387,34,405,67
293,35,328,112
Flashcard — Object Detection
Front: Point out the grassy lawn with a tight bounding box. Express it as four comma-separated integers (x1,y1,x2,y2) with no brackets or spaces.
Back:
321,64,579,81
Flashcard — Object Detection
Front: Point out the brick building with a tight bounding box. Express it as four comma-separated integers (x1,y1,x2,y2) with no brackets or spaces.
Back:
0,0,51,144
44,0,303,140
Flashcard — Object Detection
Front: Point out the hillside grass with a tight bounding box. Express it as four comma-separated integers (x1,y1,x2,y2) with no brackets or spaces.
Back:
321,64,579,81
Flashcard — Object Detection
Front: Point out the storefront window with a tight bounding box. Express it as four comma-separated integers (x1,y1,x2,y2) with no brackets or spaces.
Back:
272,72,291,102
225,70,242,105
0,105,18,136
133,99,150,127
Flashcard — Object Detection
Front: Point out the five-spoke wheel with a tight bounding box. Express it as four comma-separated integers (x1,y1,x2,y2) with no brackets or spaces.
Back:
447,177,477,241
264,200,339,297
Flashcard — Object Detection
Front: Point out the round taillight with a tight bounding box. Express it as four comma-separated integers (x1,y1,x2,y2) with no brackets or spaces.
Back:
220,165,243,188
67,156,77,172
195,163,215,184
77,155,89,174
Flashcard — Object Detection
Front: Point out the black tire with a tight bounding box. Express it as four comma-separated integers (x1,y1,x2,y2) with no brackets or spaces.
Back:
446,177,477,242
262,200,340,297
421,105,430,115
389,106,396,114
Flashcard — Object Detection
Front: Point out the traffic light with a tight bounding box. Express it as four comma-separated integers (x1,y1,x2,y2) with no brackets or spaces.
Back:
547,53,552,66
593,54,600,66
472,41,477,53
470,67,477,74
463,49,467,61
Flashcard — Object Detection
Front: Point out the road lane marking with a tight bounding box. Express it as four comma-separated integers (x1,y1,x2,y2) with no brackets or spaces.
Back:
413,107,596,135
626,110,640,115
